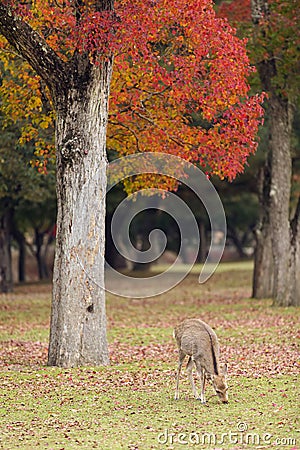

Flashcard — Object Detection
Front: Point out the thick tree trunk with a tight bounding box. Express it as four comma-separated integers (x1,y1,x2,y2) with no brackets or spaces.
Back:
268,96,296,305
251,0,299,306
0,2,114,366
0,206,13,293
253,94,299,305
48,61,113,367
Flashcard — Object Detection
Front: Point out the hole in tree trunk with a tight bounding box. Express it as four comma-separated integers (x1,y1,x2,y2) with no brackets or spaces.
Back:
87,304,94,313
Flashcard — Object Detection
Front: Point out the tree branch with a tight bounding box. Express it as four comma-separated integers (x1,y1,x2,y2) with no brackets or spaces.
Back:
0,4,69,96
109,120,141,152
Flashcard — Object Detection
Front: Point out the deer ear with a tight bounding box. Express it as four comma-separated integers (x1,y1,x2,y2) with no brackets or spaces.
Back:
222,363,228,376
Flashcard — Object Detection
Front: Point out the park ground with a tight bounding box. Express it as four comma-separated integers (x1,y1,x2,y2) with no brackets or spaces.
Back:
0,261,299,449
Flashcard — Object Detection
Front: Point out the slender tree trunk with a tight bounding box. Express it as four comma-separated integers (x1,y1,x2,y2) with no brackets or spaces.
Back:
34,229,50,280
12,227,26,282
48,60,113,367
291,198,300,305
105,213,127,269
0,206,13,293
198,220,207,263
35,229,45,280
18,234,26,283
228,226,247,259
252,161,274,298
253,228,274,298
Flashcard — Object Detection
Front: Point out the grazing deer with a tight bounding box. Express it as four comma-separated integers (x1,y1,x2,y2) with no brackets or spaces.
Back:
174,318,228,404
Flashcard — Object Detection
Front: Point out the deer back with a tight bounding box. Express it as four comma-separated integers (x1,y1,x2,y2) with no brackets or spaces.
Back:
174,318,220,375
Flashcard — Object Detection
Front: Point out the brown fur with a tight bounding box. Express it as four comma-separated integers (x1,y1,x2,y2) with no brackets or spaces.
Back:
174,318,228,404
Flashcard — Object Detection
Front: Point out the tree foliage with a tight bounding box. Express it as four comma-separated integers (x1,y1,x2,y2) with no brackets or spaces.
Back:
1,0,265,184
217,0,300,99
0,45,55,172
0,0,268,365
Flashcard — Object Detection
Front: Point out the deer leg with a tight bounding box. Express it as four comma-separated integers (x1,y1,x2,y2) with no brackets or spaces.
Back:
174,350,185,400
186,357,199,399
194,361,206,403
201,369,207,403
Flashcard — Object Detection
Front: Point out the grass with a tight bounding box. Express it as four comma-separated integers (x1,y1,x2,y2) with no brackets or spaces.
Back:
0,261,299,449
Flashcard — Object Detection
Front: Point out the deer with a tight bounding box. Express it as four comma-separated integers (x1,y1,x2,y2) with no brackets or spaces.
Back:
173,318,228,404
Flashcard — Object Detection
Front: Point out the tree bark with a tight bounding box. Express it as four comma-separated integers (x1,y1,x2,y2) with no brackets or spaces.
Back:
0,3,113,365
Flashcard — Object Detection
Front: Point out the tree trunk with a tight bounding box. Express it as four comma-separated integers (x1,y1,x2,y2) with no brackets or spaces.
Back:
291,198,300,305
252,161,274,298
253,227,274,298
48,61,113,367
228,226,247,259
12,227,26,283
0,2,114,366
198,221,207,263
253,94,299,305
34,229,51,280
268,96,296,305
105,213,127,269
251,0,299,306
18,234,26,283
35,229,46,280
0,206,13,293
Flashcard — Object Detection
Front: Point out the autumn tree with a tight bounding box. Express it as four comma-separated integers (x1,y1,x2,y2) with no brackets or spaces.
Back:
0,0,264,367
218,0,300,306
251,0,300,306
0,114,56,289
0,44,55,288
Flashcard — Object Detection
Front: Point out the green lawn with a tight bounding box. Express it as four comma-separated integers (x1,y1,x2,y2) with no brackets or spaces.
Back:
0,262,299,449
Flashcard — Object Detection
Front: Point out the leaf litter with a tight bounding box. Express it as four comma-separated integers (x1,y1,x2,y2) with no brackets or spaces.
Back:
0,269,299,449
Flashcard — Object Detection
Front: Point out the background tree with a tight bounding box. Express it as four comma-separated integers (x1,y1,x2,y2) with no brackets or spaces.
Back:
0,116,56,289
218,0,300,306
13,187,56,281
0,0,264,367
251,0,300,306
